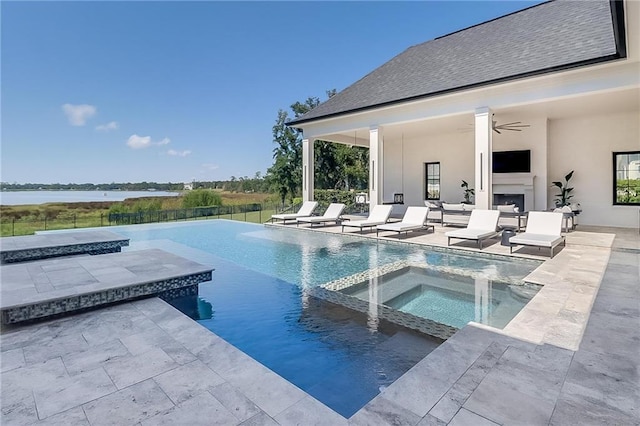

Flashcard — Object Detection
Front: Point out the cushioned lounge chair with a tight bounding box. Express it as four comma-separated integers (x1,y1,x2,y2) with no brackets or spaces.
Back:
509,211,565,258
376,206,433,237
341,205,393,233
446,209,500,249
270,201,318,224
296,203,346,227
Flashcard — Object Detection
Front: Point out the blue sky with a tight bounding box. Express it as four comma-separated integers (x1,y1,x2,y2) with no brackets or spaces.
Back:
1,1,542,184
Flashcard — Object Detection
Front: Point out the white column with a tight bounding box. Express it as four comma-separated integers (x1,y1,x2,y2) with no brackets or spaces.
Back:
302,138,314,202
369,127,383,206
474,108,493,209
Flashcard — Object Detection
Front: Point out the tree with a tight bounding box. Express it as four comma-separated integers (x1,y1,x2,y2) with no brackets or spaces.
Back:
267,89,369,203
268,109,302,204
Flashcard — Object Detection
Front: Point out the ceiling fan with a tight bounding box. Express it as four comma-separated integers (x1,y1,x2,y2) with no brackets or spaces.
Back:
492,115,530,134
457,115,530,134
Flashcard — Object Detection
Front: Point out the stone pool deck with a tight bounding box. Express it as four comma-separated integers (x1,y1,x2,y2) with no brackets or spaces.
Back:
0,230,129,264
0,249,213,324
0,223,638,425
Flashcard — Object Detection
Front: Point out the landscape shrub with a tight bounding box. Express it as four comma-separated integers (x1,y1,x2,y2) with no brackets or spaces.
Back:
313,189,360,211
182,189,223,208
131,198,163,212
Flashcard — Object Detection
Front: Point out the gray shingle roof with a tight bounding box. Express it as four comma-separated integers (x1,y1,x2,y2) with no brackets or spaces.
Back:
289,0,621,126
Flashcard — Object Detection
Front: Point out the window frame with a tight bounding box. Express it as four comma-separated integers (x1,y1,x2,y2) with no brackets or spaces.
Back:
424,162,441,200
612,151,640,206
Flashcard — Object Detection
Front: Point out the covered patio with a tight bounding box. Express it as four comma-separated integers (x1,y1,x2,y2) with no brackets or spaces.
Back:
289,0,639,229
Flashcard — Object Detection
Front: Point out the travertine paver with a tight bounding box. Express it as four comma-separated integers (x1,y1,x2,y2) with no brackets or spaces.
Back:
0,248,212,323
0,230,129,264
0,224,638,425
0,299,333,425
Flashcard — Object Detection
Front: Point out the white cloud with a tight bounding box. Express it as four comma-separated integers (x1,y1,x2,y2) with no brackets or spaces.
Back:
126,135,173,150
202,163,219,170
96,121,119,132
127,134,152,149
62,103,97,126
167,149,192,157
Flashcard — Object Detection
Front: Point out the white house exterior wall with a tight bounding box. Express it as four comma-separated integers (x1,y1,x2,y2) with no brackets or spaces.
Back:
382,132,474,207
382,116,551,210
548,110,640,228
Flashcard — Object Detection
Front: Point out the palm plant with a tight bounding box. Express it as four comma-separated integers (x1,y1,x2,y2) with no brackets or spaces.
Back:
552,170,574,207
461,180,475,204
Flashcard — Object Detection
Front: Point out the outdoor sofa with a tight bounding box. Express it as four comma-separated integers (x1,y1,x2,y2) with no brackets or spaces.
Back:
441,203,475,227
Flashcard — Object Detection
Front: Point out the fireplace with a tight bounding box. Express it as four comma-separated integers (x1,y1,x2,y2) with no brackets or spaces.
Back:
492,173,535,211
494,194,525,212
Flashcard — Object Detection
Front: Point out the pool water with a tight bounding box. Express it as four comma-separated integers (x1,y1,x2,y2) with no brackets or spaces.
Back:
115,220,540,417
340,267,540,329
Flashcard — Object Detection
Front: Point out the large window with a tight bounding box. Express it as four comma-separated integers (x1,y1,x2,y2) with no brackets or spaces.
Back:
613,151,640,205
425,162,440,200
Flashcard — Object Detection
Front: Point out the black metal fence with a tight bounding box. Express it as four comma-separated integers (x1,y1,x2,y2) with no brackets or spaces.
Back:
107,203,264,225
1,202,280,237
1,200,368,237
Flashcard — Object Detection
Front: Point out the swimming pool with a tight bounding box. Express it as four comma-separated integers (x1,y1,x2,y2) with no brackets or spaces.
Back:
115,220,540,417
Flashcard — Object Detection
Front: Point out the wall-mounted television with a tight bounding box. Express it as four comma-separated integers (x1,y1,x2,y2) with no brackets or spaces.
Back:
492,150,531,173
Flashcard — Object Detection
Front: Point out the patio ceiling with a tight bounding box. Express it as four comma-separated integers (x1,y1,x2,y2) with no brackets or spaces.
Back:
318,87,639,146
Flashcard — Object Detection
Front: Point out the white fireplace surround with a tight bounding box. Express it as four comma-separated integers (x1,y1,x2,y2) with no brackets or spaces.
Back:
492,173,535,211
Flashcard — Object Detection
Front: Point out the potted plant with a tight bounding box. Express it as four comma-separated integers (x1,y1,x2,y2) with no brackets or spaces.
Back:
461,180,475,204
551,170,574,207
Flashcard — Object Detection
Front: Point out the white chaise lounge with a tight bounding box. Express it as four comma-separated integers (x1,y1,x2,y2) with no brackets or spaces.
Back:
376,206,433,237
296,203,346,227
509,211,565,258
342,205,393,233
270,201,318,224
446,209,500,249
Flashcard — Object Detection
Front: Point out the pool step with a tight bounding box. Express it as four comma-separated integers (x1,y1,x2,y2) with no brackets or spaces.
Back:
0,249,213,324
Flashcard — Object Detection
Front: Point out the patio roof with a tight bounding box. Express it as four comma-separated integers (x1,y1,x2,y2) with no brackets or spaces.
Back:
288,0,626,126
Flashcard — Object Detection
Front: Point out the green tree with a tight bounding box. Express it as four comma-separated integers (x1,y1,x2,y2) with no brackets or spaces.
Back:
268,89,369,203
268,109,302,204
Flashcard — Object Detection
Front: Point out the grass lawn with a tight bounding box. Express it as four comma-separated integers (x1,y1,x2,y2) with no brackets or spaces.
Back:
1,192,279,236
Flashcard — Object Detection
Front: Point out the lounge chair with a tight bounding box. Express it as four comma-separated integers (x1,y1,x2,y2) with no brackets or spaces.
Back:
376,206,433,237
446,209,500,249
296,203,346,227
270,201,318,224
341,205,393,233
509,211,565,258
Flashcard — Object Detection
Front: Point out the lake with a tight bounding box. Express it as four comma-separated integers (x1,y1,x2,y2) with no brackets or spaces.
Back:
0,190,180,206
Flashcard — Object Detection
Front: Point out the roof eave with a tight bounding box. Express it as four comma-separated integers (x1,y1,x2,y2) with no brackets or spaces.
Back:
287,0,627,128
287,55,625,128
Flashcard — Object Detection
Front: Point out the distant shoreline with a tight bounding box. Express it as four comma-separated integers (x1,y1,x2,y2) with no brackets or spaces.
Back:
0,190,181,206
